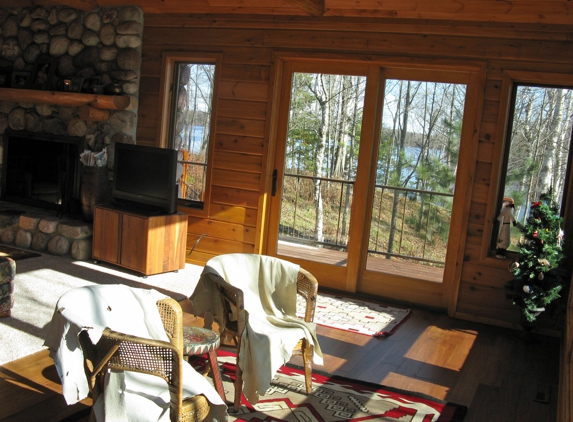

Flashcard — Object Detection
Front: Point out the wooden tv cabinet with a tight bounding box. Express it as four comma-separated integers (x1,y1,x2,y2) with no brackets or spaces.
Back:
92,204,188,276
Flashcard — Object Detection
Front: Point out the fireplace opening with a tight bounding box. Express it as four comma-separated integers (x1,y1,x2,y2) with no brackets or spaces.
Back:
1,129,83,215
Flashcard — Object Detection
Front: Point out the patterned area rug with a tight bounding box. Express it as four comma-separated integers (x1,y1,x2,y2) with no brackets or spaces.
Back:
297,292,412,337
192,353,467,422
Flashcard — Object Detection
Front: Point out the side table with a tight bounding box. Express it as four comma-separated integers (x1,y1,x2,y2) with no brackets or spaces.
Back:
182,326,226,403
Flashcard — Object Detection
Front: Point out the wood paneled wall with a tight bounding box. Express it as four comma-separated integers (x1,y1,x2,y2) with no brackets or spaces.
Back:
138,14,573,326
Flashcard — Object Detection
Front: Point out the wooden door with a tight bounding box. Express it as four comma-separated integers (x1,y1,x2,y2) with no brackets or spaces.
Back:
265,55,484,311
120,213,148,273
266,60,381,292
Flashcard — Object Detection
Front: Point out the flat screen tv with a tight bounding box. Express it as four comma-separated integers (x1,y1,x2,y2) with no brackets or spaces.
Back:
112,143,178,215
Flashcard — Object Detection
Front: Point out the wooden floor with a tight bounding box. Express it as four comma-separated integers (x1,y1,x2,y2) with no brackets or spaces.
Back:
0,295,560,422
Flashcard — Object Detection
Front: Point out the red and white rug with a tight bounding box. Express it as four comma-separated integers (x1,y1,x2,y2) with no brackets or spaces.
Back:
297,293,412,337
200,354,467,422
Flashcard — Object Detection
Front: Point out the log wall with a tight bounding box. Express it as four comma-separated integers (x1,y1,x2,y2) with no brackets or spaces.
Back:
138,14,573,326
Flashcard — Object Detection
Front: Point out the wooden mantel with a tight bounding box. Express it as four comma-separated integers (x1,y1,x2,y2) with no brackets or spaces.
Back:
0,87,131,110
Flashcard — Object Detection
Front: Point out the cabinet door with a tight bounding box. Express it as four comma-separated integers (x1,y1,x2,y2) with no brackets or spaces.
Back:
119,213,148,272
146,213,188,274
92,207,120,263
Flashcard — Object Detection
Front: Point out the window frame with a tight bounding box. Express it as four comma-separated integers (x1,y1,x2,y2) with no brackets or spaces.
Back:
486,70,573,261
157,52,222,216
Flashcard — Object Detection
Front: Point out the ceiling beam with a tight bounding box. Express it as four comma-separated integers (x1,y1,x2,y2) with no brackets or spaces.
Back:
284,0,324,16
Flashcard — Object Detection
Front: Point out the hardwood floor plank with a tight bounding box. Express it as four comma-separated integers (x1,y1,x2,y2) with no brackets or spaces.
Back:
464,384,509,422
0,351,91,422
343,338,399,380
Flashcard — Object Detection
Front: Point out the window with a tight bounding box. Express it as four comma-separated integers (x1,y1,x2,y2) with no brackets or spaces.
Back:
169,62,216,205
496,83,573,253
159,53,220,212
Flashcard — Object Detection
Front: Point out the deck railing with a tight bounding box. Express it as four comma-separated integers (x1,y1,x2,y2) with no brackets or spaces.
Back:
279,173,353,250
178,159,207,201
279,173,453,266
369,184,453,266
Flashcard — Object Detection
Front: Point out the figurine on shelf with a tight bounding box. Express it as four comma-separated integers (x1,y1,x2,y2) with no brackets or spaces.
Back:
496,197,516,258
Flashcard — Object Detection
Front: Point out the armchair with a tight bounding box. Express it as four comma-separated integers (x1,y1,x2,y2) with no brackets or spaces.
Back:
78,298,211,422
45,284,227,422
190,254,322,413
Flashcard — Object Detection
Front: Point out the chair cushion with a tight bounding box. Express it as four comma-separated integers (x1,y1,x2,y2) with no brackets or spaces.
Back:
0,294,13,314
0,257,16,315
0,257,16,288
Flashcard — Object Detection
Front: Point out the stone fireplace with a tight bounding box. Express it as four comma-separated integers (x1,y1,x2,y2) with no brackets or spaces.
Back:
1,129,83,215
0,4,144,259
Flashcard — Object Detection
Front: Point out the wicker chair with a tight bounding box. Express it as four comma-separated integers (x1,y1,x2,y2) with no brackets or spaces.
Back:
78,297,211,422
203,265,318,413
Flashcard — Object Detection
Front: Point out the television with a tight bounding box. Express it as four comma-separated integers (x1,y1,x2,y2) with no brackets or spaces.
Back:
112,143,178,215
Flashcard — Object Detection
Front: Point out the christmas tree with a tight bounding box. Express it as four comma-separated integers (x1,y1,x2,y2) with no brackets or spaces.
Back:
504,190,566,323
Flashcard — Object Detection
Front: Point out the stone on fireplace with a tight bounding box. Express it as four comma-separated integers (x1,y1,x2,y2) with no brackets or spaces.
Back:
0,203,93,260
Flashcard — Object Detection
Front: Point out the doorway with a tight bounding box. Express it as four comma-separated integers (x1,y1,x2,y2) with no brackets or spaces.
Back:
265,56,483,310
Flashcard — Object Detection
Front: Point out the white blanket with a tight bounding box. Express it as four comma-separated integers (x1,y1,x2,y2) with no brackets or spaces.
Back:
44,284,227,422
190,254,323,404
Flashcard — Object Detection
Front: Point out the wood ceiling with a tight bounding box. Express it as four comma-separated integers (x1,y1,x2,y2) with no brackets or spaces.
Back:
2,0,572,24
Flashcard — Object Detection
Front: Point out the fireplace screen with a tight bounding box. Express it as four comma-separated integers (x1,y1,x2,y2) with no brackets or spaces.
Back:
1,130,82,213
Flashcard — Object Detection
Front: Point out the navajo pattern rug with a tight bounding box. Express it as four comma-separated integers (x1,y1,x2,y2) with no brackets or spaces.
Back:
194,354,467,422
296,292,412,337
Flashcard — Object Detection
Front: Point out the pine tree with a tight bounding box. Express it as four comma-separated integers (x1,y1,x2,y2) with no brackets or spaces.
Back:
504,190,566,322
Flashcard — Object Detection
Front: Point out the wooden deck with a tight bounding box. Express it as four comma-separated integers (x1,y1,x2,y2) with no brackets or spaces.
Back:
277,240,444,283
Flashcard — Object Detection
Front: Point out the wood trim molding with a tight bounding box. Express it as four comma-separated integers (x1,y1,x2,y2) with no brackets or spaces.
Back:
443,65,488,315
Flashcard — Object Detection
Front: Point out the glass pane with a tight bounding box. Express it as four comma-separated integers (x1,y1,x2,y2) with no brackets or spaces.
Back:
171,63,215,202
277,73,367,266
500,85,572,252
367,80,466,273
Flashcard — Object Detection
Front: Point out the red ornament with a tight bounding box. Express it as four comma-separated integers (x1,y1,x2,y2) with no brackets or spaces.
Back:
532,201,541,208
533,231,538,238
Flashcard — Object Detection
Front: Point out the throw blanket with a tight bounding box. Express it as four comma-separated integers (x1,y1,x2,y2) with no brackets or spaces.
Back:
190,254,323,404
44,284,227,422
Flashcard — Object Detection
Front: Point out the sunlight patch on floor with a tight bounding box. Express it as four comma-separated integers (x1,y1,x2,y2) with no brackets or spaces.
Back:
404,326,477,371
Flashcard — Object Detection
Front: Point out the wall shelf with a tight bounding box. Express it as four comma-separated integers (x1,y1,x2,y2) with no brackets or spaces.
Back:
0,87,131,110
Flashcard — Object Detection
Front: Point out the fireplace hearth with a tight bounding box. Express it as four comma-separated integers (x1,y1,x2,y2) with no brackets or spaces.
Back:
1,130,83,216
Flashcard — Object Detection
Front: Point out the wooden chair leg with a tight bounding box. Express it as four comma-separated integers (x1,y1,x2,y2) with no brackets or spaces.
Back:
207,349,226,402
302,339,314,394
233,363,243,413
